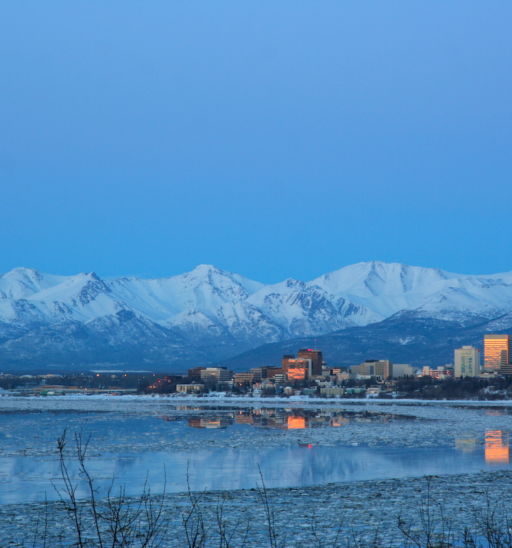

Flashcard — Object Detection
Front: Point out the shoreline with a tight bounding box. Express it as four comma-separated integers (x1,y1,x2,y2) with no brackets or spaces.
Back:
3,392,512,406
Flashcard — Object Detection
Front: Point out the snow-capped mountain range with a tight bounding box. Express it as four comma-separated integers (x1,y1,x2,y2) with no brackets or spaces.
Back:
2,261,512,371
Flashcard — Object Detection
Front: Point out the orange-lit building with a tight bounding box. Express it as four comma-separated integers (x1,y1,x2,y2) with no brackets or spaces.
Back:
282,356,312,380
286,365,307,381
485,430,510,464
282,355,296,369
484,334,510,370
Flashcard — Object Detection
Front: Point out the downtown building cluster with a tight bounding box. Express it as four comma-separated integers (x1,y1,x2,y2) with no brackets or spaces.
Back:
3,337,512,400
176,349,326,395
451,334,512,378
168,333,512,399
8,336,512,399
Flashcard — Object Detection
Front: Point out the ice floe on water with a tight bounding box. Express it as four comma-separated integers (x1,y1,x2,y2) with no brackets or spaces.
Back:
2,395,512,545
1,395,512,458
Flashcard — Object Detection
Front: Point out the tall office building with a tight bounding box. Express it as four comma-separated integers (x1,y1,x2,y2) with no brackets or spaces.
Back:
282,356,311,380
454,346,481,377
297,349,323,376
484,335,510,370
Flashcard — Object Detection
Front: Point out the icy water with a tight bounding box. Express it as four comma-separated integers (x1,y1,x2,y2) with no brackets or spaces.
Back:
1,397,511,505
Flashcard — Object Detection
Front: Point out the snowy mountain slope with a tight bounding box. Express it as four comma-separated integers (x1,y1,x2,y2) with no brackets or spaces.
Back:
2,261,512,370
107,265,264,321
0,269,123,324
313,261,512,321
247,278,374,336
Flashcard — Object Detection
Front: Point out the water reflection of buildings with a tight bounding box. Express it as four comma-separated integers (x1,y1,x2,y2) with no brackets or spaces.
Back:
331,417,350,427
485,430,510,464
454,437,478,453
188,417,231,429
176,407,402,430
485,409,505,417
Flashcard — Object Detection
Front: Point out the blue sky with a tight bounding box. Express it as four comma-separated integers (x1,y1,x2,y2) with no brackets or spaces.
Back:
1,1,511,282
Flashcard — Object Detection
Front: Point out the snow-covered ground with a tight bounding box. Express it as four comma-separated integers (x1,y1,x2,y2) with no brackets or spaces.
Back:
2,470,512,547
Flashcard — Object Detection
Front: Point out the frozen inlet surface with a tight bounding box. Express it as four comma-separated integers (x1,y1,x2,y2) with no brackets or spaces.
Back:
0,397,512,505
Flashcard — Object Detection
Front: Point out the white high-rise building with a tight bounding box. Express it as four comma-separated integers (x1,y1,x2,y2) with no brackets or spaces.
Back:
454,346,481,378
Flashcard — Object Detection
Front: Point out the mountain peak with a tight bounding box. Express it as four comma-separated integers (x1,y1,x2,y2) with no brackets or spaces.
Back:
184,264,264,294
2,266,42,279
190,264,223,275
76,271,102,282
0,267,59,300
